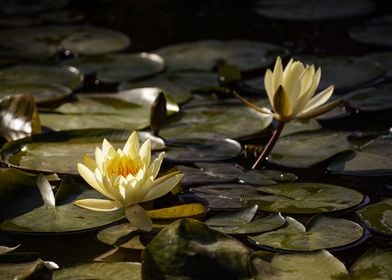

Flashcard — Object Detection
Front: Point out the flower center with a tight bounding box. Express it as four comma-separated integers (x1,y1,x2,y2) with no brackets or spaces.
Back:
109,156,140,177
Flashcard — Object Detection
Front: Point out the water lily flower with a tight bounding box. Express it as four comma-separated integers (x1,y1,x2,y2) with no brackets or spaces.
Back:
234,56,341,122
74,131,183,231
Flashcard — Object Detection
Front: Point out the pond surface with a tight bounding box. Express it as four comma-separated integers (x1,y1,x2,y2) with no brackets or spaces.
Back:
0,0,391,279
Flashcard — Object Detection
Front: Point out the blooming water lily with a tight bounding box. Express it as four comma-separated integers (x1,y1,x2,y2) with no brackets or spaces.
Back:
74,131,183,231
233,56,342,169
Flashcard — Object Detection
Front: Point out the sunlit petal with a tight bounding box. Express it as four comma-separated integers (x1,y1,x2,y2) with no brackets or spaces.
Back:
74,199,119,212
143,172,183,202
297,98,342,120
302,85,335,114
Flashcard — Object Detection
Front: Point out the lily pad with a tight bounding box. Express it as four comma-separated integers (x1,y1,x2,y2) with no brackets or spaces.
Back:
254,0,375,21
243,182,364,214
0,259,59,280
97,223,139,246
164,137,242,163
65,53,165,84
40,10,85,24
356,199,392,236
119,71,219,104
40,88,179,131
53,262,141,280
361,52,392,80
0,64,83,91
155,40,287,72
160,99,273,139
60,28,131,56
344,83,392,112
0,81,72,105
350,25,392,48
350,247,392,280
250,250,348,279
294,55,384,93
269,130,353,168
0,0,68,15
238,169,297,185
1,129,165,174
250,216,364,251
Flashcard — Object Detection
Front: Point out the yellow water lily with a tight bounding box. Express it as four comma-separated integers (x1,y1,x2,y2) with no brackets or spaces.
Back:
74,131,183,231
234,56,341,122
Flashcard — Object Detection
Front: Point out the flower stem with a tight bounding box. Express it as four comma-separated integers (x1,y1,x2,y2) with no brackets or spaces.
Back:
251,121,285,170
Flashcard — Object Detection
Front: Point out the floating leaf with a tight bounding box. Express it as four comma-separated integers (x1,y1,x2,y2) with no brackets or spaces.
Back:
350,247,392,280
177,165,239,186
269,130,353,168
254,0,375,21
0,93,41,141
60,28,130,55
0,64,83,91
250,250,348,279
350,25,392,48
205,205,258,227
53,262,141,280
250,216,364,251
0,259,59,280
65,53,165,83
0,0,68,15
357,199,392,235
147,203,207,219
238,169,297,185
142,219,252,279
243,182,364,214
160,99,273,139
344,83,392,112
155,40,287,72
361,51,392,80
97,223,138,246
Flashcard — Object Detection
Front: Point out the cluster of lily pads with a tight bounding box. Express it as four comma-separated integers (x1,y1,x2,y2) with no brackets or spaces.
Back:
0,0,391,279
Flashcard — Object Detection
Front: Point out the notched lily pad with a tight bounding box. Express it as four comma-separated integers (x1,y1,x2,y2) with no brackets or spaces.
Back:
243,182,364,214
156,40,287,72
357,198,392,236
250,216,365,251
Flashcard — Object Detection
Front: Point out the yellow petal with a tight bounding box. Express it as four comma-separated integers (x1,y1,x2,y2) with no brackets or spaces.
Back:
143,172,183,202
297,98,342,120
125,204,152,231
139,138,151,167
77,163,108,196
272,57,283,95
102,138,116,156
264,69,275,105
74,198,119,211
95,147,105,171
82,154,96,170
123,131,139,158
147,152,164,179
302,85,334,114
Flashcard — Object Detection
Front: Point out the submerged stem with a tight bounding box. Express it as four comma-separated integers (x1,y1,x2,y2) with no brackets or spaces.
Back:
251,121,285,170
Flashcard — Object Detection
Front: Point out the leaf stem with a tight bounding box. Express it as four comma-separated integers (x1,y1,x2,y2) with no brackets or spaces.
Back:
252,121,285,170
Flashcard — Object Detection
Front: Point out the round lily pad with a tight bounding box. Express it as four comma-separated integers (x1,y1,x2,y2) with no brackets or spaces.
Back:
0,129,165,174
165,137,242,163
294,55,384,93
350,25,392,48
350,247,392,280
0,64,83,91
119,71,219,104
60,28,130,56
243,182,365,214
250,216,365,251
356,199,392,236
160,99,273,139
254,0,375,21
269,130,353,168
344,83,392,112
65,52,165,84
361,52,392,80
0,82,72,105
250,250,348,279
155,40,288,72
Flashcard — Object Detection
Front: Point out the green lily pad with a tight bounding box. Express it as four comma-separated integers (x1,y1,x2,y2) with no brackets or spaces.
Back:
356,199,392,236
250,216,364,251
350,247,392,280
206,207,286,235
188,183,260,209
40,88,179,131
164,137,242,163
243,182,364,214
350,25,392,48
53,262,141,280
160,99,273,139
344,83,392,112
238,169,297,185
0,81,72,105
155,40,287,72
0,64,83,91
250,250,348,279
0,259,59,280
254,0,375,21
60,28,130,56
361,52,392,80
328,134,392,174
1,129,165,174
119,71,219,104
65,53,165,84
294,55,384,93
97,223,139,246
269,130,353,168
